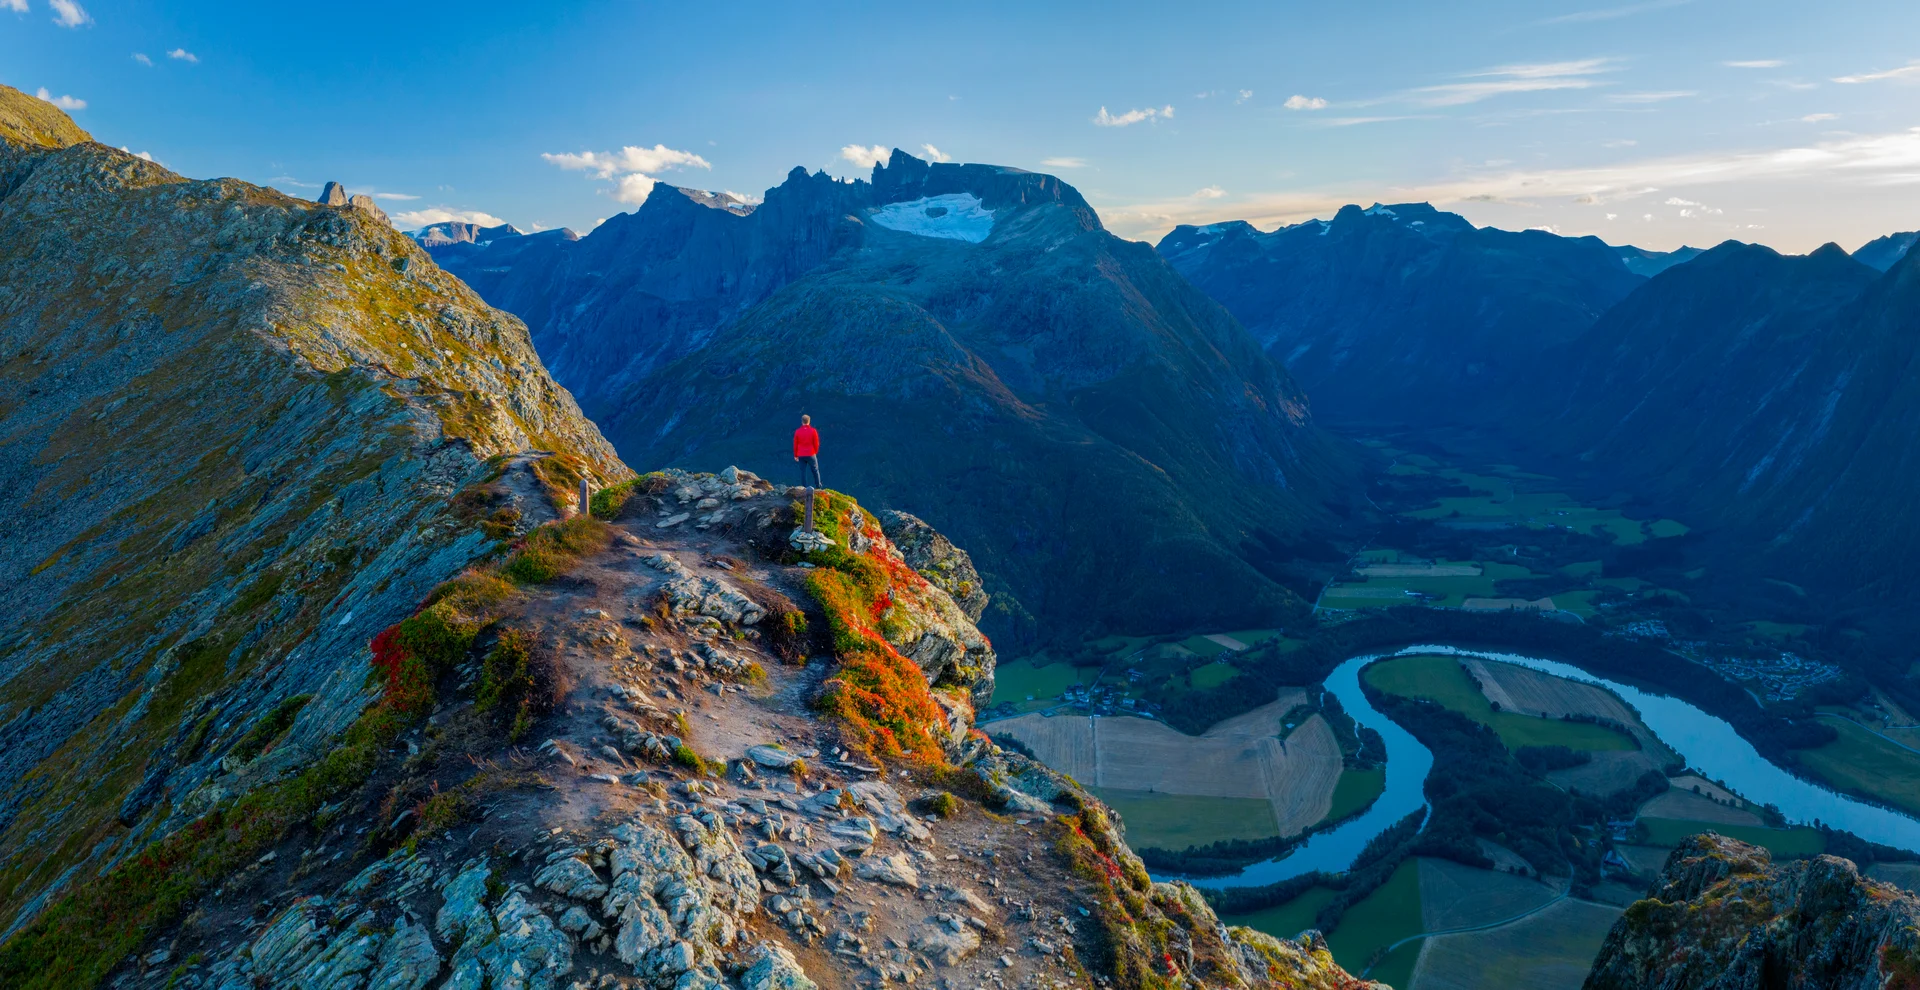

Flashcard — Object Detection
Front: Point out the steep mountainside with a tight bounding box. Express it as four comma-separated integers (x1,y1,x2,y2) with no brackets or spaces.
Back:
435,152,1362,645
1511,242,1920,632
0,86,626,941
1516,240,1878,478
1854,230,1918,272
1586,833,1920,989
1156,203,1644,425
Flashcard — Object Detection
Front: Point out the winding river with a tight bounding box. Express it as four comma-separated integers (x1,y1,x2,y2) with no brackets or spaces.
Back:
1183,644,1920,889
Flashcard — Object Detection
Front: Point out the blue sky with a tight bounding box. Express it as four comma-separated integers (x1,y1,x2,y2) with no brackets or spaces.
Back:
8,0,1920,251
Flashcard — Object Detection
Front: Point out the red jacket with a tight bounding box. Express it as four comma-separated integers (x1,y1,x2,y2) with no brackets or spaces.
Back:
793,424,820,457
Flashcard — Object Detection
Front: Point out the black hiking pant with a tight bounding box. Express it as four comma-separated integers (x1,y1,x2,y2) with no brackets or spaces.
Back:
797,455,822,489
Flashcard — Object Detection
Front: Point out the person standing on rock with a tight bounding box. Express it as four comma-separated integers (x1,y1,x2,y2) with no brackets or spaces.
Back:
793,414,822,490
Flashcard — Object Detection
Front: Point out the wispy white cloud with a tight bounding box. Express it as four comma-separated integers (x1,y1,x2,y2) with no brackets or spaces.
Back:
1235,89,1253,104
1040,157,1087,168
48,0,87,27
1,0,27,13
1283,94,1328,111
35,87,84,110
543,143,713,205
1607,90,1696,103
167,47,197,63
391,206,509,230
270,175,320,188
920,144,952,163
1603,138,1638,147
118,146,160,165
1194,186,1226,199
132,52,152,66
838,144,890,167
543,145,712,179
1319,115,1434,127
1801,113,1839,123
1833,62,1920,84
1092,104,1173,127
1096,125,1920,240
1409,58,1616,106
1724,59,1785,69
1535,0,1688,25
370,191,420,201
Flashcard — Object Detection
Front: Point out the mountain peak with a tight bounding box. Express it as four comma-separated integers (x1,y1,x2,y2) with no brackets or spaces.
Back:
0,84,91,150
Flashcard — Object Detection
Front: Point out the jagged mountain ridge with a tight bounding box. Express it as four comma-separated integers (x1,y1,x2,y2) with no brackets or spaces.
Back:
432,151,1362,645
1854,229,1918,272
1156,202,1645,425
0,85,626,938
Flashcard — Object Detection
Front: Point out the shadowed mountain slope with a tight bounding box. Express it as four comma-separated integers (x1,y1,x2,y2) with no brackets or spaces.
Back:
1156,202,1645,426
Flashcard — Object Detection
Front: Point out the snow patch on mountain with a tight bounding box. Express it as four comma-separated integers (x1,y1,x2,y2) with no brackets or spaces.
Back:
868,193,995,243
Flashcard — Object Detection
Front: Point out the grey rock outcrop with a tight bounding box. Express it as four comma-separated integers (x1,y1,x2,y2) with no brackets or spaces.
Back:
879,510,988,622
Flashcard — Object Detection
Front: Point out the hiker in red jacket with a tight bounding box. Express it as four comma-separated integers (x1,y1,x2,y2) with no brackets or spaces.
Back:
793,414,822,489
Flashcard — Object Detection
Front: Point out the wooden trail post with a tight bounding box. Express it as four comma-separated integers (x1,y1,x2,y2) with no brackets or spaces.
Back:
579,477,591,519
803,488,816,532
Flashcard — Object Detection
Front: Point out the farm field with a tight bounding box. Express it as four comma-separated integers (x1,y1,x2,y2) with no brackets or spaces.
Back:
1614,844,1671,876
1638,789,1763,827
1363,655,1638,752
1546,750,1663,797
1868,862,1920,893
1411,897,1621,990
1796,716,1920,818
1189,661,1240,688
1417,857,1558,931
1636,818,1825,857
1466,659,1675,762
1223,885,1339,942
1323,767,1386,824
1322,557,1534,609
991,689,1344,847
1325,858,1425,988
989,659,1098,713
1093,789,1278,848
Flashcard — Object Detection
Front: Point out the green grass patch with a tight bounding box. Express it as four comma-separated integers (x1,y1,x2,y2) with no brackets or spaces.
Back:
1744,620,1810,641
1224,885,1340,941
990,658,1098,710
499,515,612,585
1092,789,1279,850
1648,518,1690,538
1363,655,1637,752
1638,818,1825,857
1798,717,1920,818
1322,767,1386,825
226,694,312,765
1324,858,1424,984
1189,662,1240,689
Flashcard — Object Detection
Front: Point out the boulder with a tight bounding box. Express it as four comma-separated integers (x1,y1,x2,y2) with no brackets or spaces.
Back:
854,853,921,888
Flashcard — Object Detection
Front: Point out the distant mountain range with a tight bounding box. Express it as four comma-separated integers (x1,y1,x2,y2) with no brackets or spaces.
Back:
1156,202,1645,425
1613,243,1704,277
425,151,1362,645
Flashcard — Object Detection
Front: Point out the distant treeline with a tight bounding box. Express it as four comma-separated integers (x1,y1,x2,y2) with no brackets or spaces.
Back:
1155,607,1836,761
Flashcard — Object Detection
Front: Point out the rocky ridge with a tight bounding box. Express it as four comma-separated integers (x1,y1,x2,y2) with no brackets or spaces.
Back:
1585,833,1920,989
80,468,1371,990
0,86,625,940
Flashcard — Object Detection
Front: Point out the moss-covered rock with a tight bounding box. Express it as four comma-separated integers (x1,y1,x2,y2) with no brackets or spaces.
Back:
1586,833,1920,990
